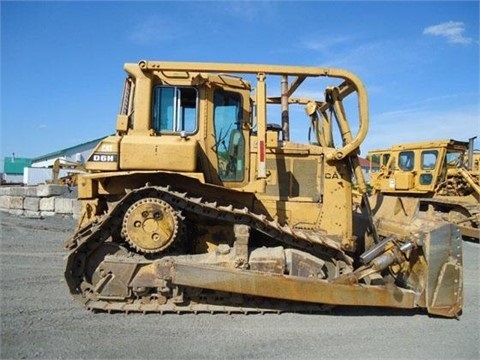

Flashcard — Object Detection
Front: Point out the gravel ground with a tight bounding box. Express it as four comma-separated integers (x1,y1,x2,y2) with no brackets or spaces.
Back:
0,211,478,360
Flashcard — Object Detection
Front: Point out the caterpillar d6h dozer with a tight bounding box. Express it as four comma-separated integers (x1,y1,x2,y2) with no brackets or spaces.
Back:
368,138,480,240
64,61,463,317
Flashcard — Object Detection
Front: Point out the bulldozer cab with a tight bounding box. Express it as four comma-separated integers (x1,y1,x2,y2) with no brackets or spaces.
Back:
84,62,369,191
369,139,470,194
108,67,253,188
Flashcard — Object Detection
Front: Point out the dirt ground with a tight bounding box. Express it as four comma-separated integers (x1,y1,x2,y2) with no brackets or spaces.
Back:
1,212,479,360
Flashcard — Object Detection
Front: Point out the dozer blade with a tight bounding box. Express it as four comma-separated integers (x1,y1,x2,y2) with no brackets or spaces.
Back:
422,223,463,317
368,194,463,317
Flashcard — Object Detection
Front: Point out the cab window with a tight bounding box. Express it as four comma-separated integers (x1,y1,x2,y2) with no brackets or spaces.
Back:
152,86,197,134
446,151,463,167
398,151,414,171
381,154,391,166
213,89,245,182
421,150,438,170
370,153,390,170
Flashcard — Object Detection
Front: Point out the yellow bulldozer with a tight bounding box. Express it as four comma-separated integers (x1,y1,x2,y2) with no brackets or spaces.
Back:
64,61,463,317
368,138,480,240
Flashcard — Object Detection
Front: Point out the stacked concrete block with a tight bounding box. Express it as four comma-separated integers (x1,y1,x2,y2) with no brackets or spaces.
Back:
39,196,56,217
37,184,70,197
55,198,74,214
7,196,24,210
24,197,40,211
0,196,8,209
72,200,82,219
23,197,42,218
0,185,80,218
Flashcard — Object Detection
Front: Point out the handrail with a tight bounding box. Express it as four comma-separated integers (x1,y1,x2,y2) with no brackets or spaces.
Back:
136,60,369,160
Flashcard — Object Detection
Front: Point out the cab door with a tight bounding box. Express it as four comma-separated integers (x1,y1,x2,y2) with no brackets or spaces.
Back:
207,86,251,187
416,149,440,192
394,150,415,190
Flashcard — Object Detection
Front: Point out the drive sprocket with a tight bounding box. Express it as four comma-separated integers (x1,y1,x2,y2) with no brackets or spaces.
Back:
122,197,180,254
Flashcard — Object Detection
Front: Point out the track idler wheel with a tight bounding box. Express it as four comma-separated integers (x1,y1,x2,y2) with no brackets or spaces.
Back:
122,197,180,254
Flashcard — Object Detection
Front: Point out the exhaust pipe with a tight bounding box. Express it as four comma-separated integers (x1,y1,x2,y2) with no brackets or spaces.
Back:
467,136,476,170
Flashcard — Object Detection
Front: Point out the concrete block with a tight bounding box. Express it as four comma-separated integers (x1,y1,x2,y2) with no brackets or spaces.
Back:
0,187,10,196
24,187,38,197
8,187,27,196
40,211,56,217
8,209,24,216
40,197,55,211
9,196,24,210
37,184,69,197
24,197,40,211
24,210,42,218
72,200,82,218
55,198,73,214
0,196,9,209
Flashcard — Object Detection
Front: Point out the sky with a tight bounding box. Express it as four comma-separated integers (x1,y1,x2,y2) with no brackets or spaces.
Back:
1,1,479,169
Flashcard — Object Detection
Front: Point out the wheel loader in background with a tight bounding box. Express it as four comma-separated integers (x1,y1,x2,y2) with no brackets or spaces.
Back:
368,138,480,240
64,61,463,317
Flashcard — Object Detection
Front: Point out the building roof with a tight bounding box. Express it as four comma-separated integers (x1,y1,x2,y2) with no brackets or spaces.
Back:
32,136,107,162
4,157,33,175
358,156,380,168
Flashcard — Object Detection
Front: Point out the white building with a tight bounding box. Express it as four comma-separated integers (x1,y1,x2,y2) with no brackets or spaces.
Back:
23,136,106,185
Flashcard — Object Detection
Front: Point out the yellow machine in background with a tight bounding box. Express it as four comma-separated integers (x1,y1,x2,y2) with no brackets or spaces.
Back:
368,138,479,239
49,158,86,186
64,61,463,317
